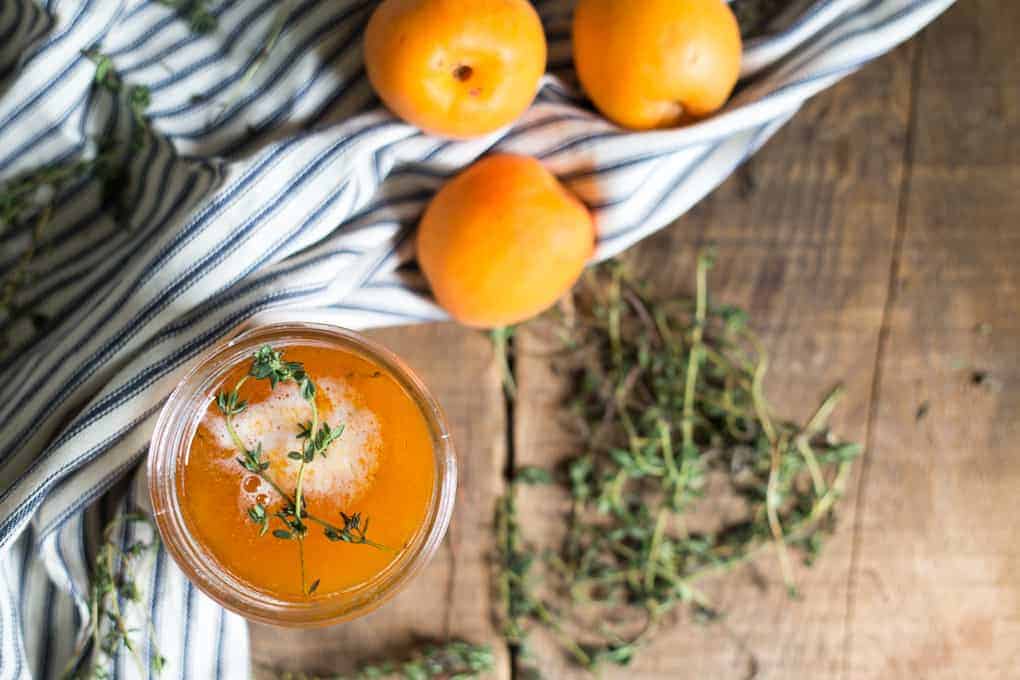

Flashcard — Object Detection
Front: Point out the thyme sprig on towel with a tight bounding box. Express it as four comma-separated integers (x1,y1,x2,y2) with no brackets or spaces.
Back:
497,251,861,674
63,514,166,679
83,48,152,150
216,345,387,596
0,157,96,336
192,2,291,123
157,0,217,34
0,49,152,358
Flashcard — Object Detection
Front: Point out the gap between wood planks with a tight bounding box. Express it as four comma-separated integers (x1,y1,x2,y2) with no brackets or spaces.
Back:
841,34,926,680
501,332,520,678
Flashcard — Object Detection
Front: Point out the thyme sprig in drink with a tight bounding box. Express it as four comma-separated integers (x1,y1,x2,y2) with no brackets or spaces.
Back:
214,345,389,596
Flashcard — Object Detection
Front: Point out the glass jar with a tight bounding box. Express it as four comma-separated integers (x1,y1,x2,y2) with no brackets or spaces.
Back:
148,322,456,627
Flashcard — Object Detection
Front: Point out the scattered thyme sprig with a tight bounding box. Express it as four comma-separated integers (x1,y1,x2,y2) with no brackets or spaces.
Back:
217,345,387,596
83,48,152,150
490,326,517,399
270,640,494,680
63,514,166,679
0,159,94,333
1,49,150,359
157,0,218,34
194,2,290,123
496,251,862,674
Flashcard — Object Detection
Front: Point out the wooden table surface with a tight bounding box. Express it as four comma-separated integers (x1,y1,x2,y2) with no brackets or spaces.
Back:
252,2,1019,678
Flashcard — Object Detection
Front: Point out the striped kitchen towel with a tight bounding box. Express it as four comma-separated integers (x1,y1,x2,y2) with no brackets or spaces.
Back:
0,0,953,678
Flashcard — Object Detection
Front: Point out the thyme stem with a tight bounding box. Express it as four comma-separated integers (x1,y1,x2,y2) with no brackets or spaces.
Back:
682,252,710,453
223,376,249,452
298,537,307,595
796,385,847,496
294,394,318,525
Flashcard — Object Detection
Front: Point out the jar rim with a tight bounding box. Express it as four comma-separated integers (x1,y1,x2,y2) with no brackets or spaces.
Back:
147,322,457,627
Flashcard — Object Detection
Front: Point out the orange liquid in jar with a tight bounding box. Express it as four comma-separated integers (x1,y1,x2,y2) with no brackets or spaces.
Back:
177,344,435,601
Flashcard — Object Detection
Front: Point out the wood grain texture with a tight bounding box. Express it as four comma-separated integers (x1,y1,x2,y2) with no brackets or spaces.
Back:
513,37,916,679
250,324,510,679
844,2,1020,678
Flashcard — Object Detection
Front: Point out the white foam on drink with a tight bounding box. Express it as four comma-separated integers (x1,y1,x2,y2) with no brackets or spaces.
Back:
201,378,381,511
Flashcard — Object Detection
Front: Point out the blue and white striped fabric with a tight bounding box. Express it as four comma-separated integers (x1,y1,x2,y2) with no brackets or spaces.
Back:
0,0,952,677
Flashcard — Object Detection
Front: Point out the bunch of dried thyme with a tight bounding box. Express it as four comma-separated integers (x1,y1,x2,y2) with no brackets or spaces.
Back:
497,252,862,673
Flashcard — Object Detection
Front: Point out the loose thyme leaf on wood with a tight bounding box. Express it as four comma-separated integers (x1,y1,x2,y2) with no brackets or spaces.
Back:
216,345,388,596
496,251,862,673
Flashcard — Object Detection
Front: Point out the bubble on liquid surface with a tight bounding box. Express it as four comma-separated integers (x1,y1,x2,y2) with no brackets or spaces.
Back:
202,378,381,513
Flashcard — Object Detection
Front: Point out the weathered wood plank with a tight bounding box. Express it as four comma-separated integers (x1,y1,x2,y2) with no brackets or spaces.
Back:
250,323,510,679
513,38,917,678
845,2,1020,678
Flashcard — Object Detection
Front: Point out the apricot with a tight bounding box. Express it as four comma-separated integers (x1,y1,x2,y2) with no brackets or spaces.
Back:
417,154,595,328
573,0,742,130
364,0,547,139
